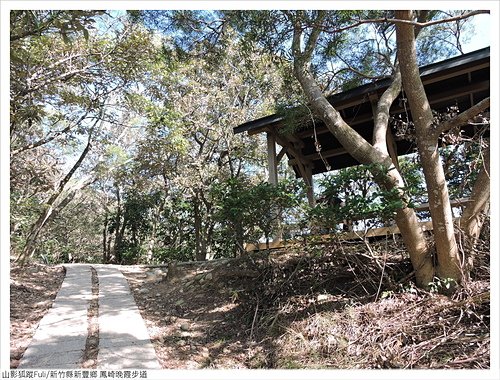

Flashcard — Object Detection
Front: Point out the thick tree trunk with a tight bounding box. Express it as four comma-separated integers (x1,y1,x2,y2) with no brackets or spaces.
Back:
387,170,435,286
395,10,462,284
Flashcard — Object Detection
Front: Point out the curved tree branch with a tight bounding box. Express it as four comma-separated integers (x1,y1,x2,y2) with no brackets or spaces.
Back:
372,68,401,154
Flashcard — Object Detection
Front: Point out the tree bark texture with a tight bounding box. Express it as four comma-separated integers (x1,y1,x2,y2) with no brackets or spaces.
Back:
395,10,462,284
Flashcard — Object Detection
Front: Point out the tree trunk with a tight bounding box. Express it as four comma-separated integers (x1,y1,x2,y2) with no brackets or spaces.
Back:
458,146,490,274
111,186,124,264
387,170,435,286
395,10,462,285
43,177,94,226
103,212,109,263
290,17,433,287
115,219,126,264
460,147,490,238
17,133,93,264
193,194,206,261
235,219,245,256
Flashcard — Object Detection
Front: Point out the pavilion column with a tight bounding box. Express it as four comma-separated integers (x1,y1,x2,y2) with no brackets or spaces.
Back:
266,132,281,243
305,165,315,207
267,132,278,185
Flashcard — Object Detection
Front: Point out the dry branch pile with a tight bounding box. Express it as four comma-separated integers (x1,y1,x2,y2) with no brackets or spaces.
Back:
236,235,490,369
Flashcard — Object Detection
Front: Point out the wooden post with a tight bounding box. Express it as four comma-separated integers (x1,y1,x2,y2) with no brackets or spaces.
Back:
267,132,281,243
267,132,278,185
305,165,315,207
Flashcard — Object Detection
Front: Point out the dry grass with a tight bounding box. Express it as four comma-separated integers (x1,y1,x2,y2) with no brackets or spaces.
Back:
9,228,490,370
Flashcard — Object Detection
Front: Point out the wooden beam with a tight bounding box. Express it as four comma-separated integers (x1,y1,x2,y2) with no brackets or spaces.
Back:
276,146,288,163
420,62,489,86
426,80,489,106
413,198,471,212
288,147,347,166
269,131,316,206
247,126,268,136
272,132,313,178
293,80,490,140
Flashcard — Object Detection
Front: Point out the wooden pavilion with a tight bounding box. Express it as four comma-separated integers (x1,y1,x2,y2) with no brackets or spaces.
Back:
234,47,490,205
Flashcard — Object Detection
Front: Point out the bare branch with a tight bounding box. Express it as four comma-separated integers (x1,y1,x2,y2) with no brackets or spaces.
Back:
434,97,490,137
322,10,489,35
333,51,386,80
291,13,304,59
303,11,326,61
10,112,91,157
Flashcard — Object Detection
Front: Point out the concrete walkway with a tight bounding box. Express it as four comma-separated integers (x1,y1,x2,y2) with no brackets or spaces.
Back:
18,264,161,369
18,264,92,368
95,265,161,369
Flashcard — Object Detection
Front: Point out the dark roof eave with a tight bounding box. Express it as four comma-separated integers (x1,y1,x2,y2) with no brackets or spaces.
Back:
233,113,283,135
234,46,490,135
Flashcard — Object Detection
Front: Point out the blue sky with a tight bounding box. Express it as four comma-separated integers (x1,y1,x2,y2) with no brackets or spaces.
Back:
464,13,491,53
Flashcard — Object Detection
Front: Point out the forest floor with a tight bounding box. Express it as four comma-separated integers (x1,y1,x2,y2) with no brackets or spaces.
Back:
122,236,491,369
9,234,490,369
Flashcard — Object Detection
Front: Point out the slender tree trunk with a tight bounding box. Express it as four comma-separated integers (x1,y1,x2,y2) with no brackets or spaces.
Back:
458,146,490,274
193,195,206,261
17,133,93,264
43,177,94,226
204,223,215,260
115,220,126,264
146,195,167,263
146,219,158,264
111,186,124,264
460,147,490,239
233,217,245,256
103,212,109,263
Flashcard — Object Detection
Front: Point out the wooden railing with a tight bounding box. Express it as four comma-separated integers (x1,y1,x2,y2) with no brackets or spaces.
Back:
244,198,470,251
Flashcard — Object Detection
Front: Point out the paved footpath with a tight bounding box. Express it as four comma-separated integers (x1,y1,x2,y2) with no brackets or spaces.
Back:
18,264,161,369
95,265,160,369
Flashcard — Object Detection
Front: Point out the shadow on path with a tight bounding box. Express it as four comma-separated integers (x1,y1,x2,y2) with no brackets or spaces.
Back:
18,264,161,369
